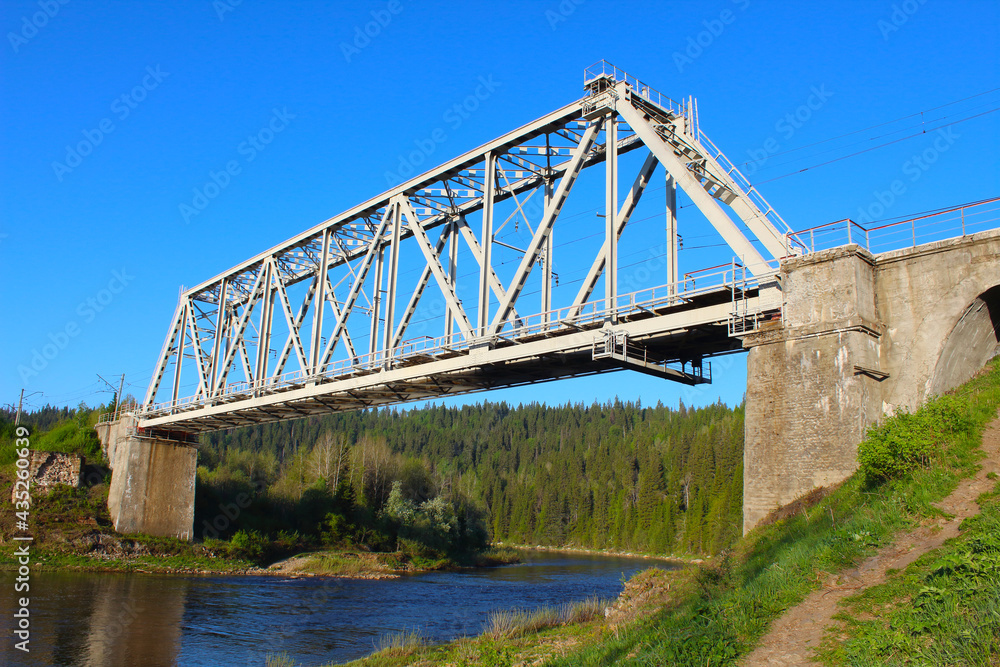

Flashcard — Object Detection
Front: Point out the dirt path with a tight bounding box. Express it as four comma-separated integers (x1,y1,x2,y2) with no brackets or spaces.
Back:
741,414,1000,667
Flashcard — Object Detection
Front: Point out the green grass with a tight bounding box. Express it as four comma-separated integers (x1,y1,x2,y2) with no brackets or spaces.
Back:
484,596,610,640
369,629,427,661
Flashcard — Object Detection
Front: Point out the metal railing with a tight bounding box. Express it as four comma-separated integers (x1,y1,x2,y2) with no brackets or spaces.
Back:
142,258,779,419
696,130,794,238
584,60,685,119
582,62,792,244
95,401,141,426
591,329,711,383
787,197,1000,256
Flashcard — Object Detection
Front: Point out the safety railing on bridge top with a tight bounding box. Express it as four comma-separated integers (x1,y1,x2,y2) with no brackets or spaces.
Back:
582,61,793,243
785,197,1000,256
96,401,141,426
584,60,686,121
141,257,780,419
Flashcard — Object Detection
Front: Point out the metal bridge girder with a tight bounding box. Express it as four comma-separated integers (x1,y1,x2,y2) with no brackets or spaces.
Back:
399,199,474,339
488,119,602,336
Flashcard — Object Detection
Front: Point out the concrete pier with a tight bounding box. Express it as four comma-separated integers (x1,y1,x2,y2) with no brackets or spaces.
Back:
95,416,197,541
742,230,1000,533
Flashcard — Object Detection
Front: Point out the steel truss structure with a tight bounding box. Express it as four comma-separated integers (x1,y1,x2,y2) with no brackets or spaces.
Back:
140,61,794,432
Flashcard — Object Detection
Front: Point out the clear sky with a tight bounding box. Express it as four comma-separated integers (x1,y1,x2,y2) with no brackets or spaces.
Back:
1,0,998,414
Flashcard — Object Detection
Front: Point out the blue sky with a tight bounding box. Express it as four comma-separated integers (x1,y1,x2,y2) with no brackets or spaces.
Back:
1,0,998,414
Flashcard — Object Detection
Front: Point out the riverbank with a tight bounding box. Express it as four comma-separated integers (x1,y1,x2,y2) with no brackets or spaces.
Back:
0,535,521,579
0,483,521,579
328,564,687,667
0,469,520,578
497,542,700,565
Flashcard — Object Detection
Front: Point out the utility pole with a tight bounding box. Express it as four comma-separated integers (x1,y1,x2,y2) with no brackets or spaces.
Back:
14,389,42,426
97,373,126,418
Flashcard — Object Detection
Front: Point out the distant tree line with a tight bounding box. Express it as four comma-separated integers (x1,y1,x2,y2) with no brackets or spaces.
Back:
201,397,745,555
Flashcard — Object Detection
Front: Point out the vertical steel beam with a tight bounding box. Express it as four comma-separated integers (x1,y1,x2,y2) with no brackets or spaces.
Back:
310,230,331,374
666,174,678,301
478,152,496,337
209,279,228,395
369,243,384,357
445,219,457,343
171,300,187,405
605,113,618,323
254,260,274,387
382,200,402,364
541,177,554,327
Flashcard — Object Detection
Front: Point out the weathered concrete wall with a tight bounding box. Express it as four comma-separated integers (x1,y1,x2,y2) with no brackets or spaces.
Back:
743,246,883,533
95,417,132,469
876,230,1000,412
744,230,1000,534
96,418,196,541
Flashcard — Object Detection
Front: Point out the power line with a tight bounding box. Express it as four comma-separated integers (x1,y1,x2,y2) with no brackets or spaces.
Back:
756,107,1000,185
734,86,1000,169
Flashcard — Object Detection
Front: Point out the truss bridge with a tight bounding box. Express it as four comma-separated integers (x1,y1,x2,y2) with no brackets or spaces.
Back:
137,61,799,434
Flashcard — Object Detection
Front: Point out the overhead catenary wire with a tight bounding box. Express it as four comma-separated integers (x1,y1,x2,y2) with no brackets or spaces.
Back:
733,87,1000,169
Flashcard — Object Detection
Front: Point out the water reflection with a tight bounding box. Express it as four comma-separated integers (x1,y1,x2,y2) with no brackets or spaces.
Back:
0,571,188,666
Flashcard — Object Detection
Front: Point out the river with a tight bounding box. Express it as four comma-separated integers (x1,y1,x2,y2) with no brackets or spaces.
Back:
1,551,675,666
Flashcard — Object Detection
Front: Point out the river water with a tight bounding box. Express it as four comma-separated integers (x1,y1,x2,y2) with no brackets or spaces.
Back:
1,551,674,666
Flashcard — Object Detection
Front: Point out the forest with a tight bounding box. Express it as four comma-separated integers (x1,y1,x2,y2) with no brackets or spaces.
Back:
2,394,744,559
199,397,745,555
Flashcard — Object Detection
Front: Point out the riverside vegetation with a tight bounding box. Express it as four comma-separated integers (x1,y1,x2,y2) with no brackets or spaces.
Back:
0,396,742,576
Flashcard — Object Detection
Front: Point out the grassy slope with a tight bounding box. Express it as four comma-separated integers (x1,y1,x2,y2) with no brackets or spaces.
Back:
335,360,1000,667
819,484,1000,663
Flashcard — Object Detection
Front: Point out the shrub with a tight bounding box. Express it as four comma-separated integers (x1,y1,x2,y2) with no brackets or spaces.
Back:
228,529,268,563
857,393,971,485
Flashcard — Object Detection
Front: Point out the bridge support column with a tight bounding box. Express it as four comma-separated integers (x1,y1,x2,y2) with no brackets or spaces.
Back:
95,417,196,541
742,246,884,534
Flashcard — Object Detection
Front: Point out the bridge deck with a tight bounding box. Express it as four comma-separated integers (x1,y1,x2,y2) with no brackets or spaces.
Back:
139,282,772,432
